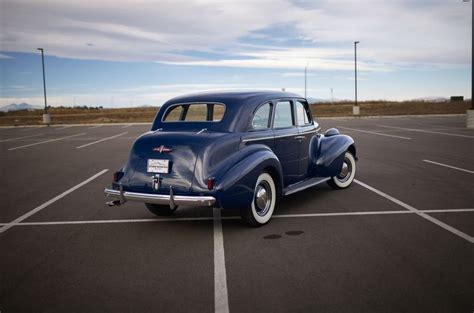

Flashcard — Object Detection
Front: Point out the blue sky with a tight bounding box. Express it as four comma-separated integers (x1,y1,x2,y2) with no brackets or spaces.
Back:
0,0,471,108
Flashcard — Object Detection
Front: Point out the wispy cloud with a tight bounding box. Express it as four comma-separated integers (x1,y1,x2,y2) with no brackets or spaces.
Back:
0,0,470,69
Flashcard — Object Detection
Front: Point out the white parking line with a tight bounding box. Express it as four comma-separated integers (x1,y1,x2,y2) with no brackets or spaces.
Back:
0,169,109,234
423,159,474,174
76,132,128,149
121,124,132,128
377,125,474,139
8,133,86,151
88,125,103,129
337,126,411,140
0,133,44,143
213,207,230,313
20,127,36,132
354,179,474,243
1,208,473,227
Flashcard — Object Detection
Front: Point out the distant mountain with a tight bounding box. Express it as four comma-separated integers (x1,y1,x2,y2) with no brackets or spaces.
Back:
0,103,42,112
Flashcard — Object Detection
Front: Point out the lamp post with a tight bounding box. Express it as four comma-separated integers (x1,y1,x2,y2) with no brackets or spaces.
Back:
37,48,51,125
466,0,474,128
353,41,360,116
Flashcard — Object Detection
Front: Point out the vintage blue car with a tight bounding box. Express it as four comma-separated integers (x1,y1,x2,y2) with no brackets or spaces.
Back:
104,91,357,226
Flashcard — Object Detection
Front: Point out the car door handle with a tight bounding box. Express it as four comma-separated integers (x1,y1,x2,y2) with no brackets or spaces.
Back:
294,136,305,140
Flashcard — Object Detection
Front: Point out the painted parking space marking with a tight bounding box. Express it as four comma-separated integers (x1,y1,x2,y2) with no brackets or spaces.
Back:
0,169,109,234
213,207,230,313
1,208,472,227
423,159,474,174
8,133,86,151
121,124,132,128
0,133,44,143
88,124,103,129
337,126,411,140
355,179,474,243
76,132,128,149
377,124,474,139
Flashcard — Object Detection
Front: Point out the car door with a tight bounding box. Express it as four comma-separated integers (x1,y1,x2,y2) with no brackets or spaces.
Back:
272,100,300,186
295,99,317,179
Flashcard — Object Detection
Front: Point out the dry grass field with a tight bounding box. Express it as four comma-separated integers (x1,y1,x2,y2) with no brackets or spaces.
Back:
0,100,471,126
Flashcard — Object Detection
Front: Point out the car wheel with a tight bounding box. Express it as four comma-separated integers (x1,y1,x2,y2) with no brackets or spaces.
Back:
241,172,276,226
328,151,356,189
145,203,178,216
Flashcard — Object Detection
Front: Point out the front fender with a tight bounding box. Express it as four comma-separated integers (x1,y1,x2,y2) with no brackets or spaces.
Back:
214,147,282,209
310,133,355,177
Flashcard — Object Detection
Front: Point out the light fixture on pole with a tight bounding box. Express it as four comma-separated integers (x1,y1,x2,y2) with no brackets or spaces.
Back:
353,41,360,116
37,48,51,125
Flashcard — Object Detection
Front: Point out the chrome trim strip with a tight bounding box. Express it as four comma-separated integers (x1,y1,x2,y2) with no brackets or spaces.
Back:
104,188,216,207
242,136,274,143
242,129,319,143
284,177,330,196
196,128,207,134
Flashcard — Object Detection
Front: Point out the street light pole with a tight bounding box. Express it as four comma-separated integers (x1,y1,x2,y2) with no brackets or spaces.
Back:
353,41,360,116
465,0,474,128
471,3,474,110
37,48,47,114
37,48,51,125
354,41,359,107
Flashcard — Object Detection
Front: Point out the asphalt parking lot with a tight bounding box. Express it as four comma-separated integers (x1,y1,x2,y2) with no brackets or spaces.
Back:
1,115,473,313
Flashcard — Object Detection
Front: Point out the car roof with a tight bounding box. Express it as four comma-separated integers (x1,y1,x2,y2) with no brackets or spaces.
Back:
164,90,302,105
152,90,306,132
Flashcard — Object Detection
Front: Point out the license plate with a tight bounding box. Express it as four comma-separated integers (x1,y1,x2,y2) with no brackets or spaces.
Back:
147,159,169,173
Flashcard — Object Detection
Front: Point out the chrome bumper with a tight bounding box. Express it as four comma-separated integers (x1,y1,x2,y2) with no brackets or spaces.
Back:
104,187,216,207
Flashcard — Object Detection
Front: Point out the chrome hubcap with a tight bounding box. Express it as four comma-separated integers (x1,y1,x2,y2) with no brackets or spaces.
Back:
337,157,352,183
255,181,272,216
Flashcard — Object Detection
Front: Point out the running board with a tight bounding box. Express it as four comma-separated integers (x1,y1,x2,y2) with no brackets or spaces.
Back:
284,177,330,196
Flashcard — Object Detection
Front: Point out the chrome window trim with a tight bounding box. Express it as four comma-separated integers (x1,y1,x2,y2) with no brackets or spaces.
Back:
242,129,318,143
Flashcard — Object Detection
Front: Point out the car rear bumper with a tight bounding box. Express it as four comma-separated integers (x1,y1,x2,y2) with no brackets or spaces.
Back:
104,188,216,207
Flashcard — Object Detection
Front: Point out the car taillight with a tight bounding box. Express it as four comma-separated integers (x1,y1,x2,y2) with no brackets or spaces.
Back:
207,177,215,190
113,171,124,182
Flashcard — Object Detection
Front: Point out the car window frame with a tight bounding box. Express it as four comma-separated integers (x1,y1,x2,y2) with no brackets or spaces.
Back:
295,99,313,127
248,101,273,131
271,99,296,130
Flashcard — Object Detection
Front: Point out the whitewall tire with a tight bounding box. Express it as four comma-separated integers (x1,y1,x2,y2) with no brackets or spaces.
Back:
328,151,356,189
241,172,277,226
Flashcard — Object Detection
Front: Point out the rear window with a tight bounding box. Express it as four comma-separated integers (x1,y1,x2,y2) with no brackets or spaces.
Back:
163,103,225,122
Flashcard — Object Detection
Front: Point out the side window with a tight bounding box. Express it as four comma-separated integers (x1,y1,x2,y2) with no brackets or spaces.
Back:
296,101,312,125
164,105,183,121
252,102,271,129
273,101,294,128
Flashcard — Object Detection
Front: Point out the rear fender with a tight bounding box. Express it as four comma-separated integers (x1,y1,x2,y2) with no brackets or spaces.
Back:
310,133,355,177
212,146,282,209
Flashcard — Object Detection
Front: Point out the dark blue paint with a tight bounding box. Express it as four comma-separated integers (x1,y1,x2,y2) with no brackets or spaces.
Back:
111,91,357,209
